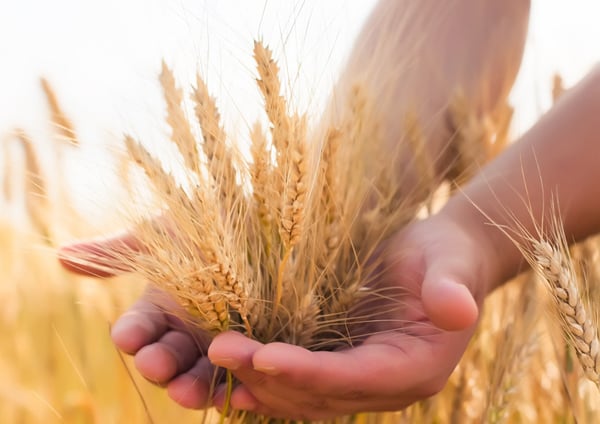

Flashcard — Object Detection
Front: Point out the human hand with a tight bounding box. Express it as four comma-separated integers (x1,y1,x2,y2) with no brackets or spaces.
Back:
200,212,492,419
58,208,495,420
59,234,218,409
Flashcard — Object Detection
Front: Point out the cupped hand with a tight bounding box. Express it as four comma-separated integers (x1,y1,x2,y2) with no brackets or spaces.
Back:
205,213,492,419
58,210,494,419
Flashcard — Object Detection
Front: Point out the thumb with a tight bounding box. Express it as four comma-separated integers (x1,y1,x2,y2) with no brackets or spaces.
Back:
421,257,479,331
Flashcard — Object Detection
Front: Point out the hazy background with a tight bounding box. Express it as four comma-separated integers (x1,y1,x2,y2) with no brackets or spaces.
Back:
0,0,598,218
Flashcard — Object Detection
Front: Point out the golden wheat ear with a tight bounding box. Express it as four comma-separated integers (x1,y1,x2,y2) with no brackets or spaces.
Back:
12,129,52,241
446,89,512,187
2,135,14,202
40,77,79,146
505,207,600,388
532,236,600,386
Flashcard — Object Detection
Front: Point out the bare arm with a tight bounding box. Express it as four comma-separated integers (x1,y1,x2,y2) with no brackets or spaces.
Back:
443,65,600,289
330,0,530,179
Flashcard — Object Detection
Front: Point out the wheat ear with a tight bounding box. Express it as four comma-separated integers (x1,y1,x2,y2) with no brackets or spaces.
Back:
16,130,51,240
249,121,276,256
124,135,251,333
192,74,242,209
253,41,308,325
160,61,201,174
40,78,78,145
532,238,600,385
2,137,13,202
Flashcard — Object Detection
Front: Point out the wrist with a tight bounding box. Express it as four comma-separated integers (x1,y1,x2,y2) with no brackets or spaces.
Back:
439,194,522,296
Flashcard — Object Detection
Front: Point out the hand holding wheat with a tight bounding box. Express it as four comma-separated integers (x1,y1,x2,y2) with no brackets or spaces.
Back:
57,1,534,420
59,206,485,419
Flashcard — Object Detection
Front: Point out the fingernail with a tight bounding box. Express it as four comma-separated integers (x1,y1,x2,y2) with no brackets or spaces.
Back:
253,364,279,376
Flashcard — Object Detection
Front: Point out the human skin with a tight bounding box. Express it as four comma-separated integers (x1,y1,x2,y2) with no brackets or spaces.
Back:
54,0,576,420
202,66,600,417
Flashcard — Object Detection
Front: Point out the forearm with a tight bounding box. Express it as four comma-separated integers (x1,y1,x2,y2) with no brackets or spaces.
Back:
330,0,530,178
443,66,600,289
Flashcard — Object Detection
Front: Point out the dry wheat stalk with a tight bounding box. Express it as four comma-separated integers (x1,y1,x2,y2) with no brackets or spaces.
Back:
252,41,313,326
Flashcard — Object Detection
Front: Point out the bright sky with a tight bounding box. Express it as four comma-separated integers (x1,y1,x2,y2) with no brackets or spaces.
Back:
0,0,598,219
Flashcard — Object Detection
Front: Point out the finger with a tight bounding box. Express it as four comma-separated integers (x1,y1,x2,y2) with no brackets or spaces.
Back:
134,329,201,384
58,231,142,277
208,331,264,372
420,256,479,331
167,357,216,409
111,292,171,354
208,331,272,405
250,334,445,397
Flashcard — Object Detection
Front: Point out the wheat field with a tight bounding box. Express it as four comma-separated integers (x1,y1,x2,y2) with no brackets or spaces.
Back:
2,35,600,424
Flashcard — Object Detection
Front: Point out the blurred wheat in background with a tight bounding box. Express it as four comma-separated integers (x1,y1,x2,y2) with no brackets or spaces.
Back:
2,12,600,424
